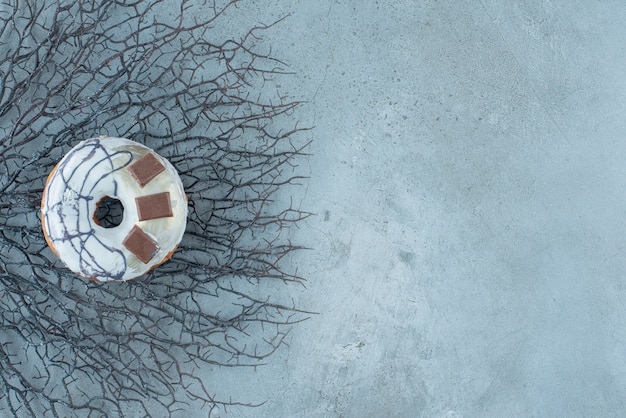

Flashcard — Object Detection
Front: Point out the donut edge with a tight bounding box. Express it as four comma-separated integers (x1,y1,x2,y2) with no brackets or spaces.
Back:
40,160,61,260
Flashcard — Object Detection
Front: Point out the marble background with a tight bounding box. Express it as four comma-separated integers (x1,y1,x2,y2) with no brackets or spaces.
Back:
216,1,626,417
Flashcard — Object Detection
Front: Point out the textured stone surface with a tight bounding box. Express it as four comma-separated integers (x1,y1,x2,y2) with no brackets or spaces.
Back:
220,1,626,417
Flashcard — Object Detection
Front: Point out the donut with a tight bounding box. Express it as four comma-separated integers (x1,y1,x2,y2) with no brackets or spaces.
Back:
40,136,188,281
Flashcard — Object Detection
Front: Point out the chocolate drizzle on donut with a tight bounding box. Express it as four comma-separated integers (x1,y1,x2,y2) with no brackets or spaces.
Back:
42,138,133,280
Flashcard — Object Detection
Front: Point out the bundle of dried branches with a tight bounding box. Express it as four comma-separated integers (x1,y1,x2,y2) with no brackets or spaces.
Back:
0,0,310,416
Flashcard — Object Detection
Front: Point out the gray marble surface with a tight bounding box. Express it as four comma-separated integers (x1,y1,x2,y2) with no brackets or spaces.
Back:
224,1,626,417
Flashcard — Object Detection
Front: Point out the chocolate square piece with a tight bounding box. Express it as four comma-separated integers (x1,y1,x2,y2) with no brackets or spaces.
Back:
122,225,159,264
128,153,166,187
135,192,173,221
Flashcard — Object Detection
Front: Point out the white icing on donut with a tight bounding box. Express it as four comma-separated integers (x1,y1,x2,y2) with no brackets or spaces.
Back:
41,137,188,281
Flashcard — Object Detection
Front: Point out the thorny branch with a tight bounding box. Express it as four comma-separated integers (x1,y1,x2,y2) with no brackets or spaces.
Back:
0,0,311,416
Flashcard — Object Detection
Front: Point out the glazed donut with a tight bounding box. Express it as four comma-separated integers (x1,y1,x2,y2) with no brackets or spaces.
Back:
41,137,188,281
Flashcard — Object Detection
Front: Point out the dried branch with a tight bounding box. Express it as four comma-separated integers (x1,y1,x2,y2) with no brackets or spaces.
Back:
0,0,310,416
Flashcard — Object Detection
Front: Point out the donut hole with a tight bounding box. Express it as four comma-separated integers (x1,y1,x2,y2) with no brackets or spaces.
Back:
94,196,124,228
